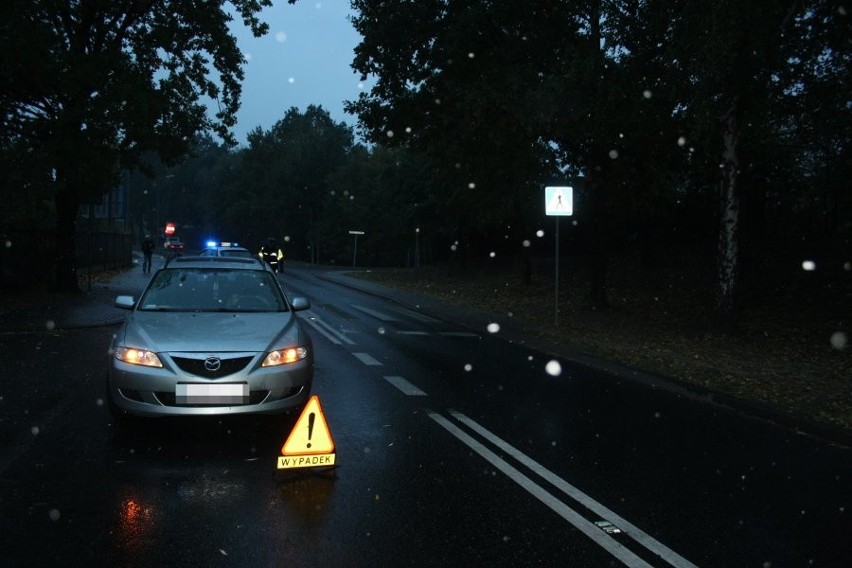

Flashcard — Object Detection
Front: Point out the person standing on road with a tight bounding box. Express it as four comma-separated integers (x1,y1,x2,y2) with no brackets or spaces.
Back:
258,237,284,273
141,234,155,274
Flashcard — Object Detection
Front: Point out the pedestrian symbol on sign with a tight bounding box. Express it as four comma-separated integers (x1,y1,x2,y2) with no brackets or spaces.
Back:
545,186,574,216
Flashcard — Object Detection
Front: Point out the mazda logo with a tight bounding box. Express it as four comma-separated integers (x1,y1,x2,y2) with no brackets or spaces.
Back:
204,357,222,372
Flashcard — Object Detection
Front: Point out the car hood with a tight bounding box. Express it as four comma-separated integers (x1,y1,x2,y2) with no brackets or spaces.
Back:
118,311,304,353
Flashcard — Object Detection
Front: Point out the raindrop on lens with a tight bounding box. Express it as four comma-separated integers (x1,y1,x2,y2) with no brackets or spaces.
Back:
487,323,500,334
377,327,386,335
536,230,545,237
49,509,61,522
45,320,56,331
464,364,472,372
830,332,848,351
31,426,40,436
802,260,816,271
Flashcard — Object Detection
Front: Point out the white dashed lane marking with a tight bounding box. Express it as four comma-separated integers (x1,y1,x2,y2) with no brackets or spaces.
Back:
384,376,428,396
352,352,383,366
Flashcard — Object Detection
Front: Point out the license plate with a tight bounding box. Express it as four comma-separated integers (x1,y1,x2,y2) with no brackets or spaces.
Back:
176,383,249,405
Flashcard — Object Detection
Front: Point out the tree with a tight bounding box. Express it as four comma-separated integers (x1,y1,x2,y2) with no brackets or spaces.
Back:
230,106,355,260
348,0,684,306
664,0,838,327
0,0,283,291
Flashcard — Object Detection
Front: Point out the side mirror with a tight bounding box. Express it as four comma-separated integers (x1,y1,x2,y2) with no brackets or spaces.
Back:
115,295,136,309
290,297,310,311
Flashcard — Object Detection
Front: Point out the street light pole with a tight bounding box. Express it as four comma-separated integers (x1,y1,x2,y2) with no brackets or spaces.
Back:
349,230,364,267
415,227,420,267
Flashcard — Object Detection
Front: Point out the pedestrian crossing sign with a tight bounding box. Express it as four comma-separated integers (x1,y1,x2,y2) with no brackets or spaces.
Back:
545,186,573,216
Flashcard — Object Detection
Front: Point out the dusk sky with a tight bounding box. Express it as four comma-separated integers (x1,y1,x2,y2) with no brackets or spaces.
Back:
227,1,369,145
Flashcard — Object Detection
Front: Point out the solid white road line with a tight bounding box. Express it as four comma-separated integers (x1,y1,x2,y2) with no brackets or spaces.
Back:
351,304,399,321
449,410,699,568
303,311,356,345
428,412,655,568
393,307,442,323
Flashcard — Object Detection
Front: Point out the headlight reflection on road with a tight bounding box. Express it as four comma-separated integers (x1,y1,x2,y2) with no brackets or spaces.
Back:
117,493,157,553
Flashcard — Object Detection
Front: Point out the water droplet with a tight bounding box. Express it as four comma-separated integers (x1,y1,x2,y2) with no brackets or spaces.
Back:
31,426,40,436
545,360,562,376
487,323,500,334
464,364,473,372
830,332,848,351
802,260,816,271
49,509,60,521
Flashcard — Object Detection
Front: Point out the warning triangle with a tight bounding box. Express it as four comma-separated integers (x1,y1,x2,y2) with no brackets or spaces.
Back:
281,395,335,455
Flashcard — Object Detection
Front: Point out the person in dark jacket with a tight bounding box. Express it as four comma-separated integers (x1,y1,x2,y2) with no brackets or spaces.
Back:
141,235,155,274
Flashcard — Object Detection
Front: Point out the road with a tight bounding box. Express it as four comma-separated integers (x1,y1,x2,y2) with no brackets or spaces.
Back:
1,263,850,566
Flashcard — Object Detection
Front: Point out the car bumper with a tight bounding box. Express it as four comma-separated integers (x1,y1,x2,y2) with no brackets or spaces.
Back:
108,357,313,417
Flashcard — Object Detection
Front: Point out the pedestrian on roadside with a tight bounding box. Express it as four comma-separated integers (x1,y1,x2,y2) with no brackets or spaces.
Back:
142,234,155,274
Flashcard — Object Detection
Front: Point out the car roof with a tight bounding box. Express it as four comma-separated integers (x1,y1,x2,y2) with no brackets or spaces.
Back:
163,255,267,269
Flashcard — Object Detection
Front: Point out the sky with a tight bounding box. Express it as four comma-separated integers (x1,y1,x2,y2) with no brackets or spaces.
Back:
226,1,369,145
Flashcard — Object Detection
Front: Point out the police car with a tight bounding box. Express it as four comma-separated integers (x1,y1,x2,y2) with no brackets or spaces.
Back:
199,241,254,259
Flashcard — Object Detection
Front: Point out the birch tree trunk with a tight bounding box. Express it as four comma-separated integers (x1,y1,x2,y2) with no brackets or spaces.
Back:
715,100,741,328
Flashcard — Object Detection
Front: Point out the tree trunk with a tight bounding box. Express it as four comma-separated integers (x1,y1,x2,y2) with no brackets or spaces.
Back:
53,184,81,292
715,101,741,329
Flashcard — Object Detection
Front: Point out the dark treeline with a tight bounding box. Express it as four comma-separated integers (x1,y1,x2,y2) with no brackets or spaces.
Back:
1,1,849,328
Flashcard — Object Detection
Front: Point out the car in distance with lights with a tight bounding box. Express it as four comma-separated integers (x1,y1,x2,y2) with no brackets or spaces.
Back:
106,256,314,420
164,236,184,256
199,241,254,259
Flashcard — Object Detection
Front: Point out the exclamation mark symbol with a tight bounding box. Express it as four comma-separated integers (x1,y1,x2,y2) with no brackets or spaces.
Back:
306,412,315,449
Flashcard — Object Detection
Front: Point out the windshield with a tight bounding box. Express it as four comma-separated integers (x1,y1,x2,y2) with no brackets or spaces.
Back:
138,268,287,312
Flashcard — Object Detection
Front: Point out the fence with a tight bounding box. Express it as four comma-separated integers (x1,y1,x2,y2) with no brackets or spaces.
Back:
0,230,132,291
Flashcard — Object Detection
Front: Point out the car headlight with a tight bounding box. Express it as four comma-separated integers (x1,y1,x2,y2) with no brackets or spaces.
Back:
262,346,308,367
115,347,163,368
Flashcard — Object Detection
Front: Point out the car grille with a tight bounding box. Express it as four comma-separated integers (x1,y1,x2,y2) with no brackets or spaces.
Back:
172,355,254,378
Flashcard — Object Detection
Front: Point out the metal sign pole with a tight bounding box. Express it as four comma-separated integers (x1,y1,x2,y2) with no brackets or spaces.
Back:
544,185,573,327
349,230,364,267
555,216,559,326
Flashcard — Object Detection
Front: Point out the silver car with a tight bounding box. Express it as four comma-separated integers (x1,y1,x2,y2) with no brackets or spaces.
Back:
107,256,313,419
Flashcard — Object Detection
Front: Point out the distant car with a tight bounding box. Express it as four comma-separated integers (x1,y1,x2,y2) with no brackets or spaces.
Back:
106,256,314,420
164,236,184,256
199,242,254,259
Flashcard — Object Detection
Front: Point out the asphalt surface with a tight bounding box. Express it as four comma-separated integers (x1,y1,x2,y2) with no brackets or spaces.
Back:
3,254,850,449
